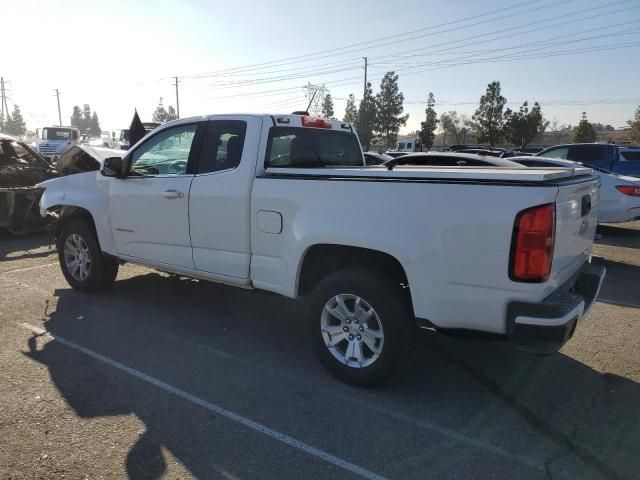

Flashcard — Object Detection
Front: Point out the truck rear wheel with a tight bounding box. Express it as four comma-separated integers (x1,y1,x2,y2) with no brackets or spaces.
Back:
307,269,412,386
57,219,119,292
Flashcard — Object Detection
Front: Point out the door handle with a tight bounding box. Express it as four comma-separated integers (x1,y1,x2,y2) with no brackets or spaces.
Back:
162,190,184,199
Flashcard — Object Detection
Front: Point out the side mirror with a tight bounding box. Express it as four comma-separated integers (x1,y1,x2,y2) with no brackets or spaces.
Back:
102,156,124,177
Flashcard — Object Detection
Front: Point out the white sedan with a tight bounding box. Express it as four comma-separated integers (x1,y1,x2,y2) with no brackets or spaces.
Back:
511,156,640,223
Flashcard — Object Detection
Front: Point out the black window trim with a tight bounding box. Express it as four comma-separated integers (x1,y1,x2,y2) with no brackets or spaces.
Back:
124,121,206,178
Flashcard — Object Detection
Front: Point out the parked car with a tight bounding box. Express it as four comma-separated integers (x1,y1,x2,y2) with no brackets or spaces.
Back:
383,151,409,159
383,151,526,168
39,114,605,385
36,126,81,163
56,145,125,176
536,143,640,177
454,148,504,157
1,133,58,233
363,152,393,165
512,156,640,223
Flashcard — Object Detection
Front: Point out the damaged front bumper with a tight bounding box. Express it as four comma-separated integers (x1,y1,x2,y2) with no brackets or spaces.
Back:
0,186,52,233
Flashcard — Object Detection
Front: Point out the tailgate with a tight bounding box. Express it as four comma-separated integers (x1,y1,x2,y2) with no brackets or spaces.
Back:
551,177,599,285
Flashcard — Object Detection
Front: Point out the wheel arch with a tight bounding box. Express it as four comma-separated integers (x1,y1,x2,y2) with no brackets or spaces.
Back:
296,243,413,315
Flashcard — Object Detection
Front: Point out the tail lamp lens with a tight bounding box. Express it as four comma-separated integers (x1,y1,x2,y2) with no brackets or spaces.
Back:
615,185,640,196
510,203,555,282
301,116,332,128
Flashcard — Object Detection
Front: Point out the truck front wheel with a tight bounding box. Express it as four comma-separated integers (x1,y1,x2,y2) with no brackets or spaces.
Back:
57,219,119,292
307,269,412,386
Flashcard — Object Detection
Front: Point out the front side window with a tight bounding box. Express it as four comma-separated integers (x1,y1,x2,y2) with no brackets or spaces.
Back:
266,127,362,168
42,128,73,140
540,147,569,159
130,124,198,176
196,121,247,174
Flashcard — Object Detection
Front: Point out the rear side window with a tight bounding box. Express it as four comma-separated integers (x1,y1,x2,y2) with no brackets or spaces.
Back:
567,145,611,168
540,147,569,159
266,127,362,168
197,120,247,174
620,151,640,161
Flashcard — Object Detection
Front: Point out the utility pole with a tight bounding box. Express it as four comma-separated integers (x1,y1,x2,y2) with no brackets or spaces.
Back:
362,57,368,97
173,76,180,119
54,89,62,126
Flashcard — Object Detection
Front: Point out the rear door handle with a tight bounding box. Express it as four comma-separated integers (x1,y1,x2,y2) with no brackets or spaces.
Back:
162,190,184,199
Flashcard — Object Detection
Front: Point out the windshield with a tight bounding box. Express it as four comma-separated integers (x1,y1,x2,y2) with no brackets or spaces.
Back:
266,126,363,168
120,129,130,141
397,142,406,150
42,128,74,140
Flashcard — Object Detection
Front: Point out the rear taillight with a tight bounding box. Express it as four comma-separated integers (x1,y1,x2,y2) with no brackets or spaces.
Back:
510,203,555,282
615,185,640,196
301,116,332,128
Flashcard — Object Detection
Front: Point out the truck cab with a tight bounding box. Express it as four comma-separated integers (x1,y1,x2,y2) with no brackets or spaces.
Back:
36,126,80,163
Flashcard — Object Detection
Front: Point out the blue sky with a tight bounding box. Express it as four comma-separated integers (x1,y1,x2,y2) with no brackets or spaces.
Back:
2,0,639,132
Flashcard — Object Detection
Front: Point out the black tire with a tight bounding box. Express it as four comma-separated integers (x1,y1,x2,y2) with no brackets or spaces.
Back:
57,218,119,292
307,269,412,386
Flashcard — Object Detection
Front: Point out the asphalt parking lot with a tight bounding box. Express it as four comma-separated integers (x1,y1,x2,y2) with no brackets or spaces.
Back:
1,223,639,480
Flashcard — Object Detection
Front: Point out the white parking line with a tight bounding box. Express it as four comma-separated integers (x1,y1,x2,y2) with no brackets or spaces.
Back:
20,322,386,480
2,262,58,274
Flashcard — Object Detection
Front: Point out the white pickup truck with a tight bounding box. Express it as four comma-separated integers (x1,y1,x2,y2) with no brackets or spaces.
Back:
39,114,606,385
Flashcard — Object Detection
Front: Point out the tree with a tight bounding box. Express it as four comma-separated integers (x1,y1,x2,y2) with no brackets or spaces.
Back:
459,114,473,144
5,105,27,136
89,112,101,137
355,82,377,151
321,93,334,118
472,81,506,146
503,101,547,147
70,106,83,131
152,97,169,123
343,93,358,124
439,111,461,144
82,104,92,133
166,105,178,122
572,112,597,143
627,106,640,143
419,92,438,150
374,71,408,150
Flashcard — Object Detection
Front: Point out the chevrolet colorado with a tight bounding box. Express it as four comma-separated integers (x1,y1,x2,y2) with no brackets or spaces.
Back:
39,114,606,385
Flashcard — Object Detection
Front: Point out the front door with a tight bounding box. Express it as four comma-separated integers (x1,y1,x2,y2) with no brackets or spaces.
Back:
109,122,201,269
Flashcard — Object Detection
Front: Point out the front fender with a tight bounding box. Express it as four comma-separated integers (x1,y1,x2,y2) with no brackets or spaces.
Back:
39,172,116,255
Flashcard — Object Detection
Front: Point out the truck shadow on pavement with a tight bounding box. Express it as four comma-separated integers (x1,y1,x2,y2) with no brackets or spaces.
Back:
0,231,51,262
597,259,640,308
23,272,640,480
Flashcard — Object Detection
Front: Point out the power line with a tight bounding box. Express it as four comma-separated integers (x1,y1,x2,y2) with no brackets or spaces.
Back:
188,1,638,95
181,0,556,79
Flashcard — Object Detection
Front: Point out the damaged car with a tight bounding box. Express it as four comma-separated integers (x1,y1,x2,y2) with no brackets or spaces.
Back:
0,134,59,234
56,144,125,176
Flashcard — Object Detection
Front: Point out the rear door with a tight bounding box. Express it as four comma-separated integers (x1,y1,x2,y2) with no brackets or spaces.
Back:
188,116,262,279
567,145,613,171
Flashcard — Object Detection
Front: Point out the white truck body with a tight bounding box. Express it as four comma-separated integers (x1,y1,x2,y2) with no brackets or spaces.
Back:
39,114,605,384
